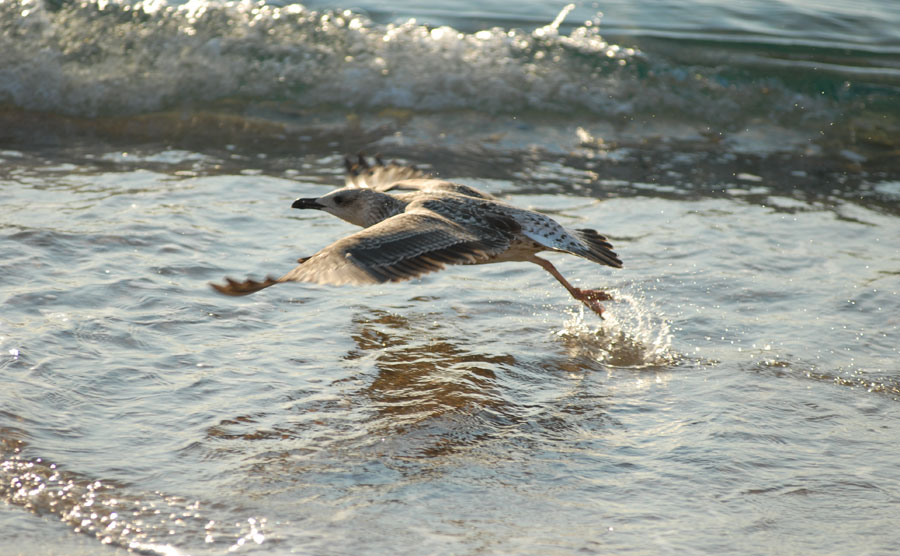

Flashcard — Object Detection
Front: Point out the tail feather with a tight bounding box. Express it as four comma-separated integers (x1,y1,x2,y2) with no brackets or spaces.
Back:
571,228,623,269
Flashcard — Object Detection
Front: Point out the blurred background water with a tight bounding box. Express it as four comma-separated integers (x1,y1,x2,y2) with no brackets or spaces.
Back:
1,0,899,554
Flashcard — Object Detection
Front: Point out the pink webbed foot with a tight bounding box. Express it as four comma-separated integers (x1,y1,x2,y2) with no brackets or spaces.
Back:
573,288,613,318
575,288,613,302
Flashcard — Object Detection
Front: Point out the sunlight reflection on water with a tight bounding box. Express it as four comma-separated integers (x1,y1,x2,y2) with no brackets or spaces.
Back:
556,289,678,369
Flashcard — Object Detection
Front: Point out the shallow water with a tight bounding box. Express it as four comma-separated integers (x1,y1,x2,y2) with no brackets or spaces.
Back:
2,1,900,554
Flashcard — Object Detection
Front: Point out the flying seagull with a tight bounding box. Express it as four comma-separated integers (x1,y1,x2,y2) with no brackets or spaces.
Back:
211,156,622,316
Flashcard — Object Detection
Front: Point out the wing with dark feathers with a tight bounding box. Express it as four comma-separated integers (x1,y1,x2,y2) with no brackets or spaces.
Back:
380,178,496,200
210,210,516,295
278,210,514,285
210,275,280,296
344,155,495,199
344,155,430,190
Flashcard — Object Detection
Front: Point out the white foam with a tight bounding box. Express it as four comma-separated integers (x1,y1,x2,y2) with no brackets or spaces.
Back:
0,0,867,141
0,0,637,116
555,287,678,369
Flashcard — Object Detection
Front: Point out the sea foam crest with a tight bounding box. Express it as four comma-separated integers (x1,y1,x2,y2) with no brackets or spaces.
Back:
0,0,639,116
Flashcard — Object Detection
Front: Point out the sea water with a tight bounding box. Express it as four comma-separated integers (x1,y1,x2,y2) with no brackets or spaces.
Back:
1,1,899,554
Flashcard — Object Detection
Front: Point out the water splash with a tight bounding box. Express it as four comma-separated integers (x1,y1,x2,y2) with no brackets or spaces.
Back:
555,288,678,369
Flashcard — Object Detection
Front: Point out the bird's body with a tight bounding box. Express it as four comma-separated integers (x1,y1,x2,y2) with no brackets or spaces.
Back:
211,157,622,316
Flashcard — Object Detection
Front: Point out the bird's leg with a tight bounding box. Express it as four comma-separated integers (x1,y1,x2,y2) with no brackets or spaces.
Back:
529,255,612,317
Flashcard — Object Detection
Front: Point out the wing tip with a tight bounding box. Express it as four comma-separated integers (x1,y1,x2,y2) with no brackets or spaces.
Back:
209,275,279,296
344,153,430,189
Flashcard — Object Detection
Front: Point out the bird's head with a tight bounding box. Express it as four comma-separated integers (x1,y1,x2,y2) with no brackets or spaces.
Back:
291,188,403,227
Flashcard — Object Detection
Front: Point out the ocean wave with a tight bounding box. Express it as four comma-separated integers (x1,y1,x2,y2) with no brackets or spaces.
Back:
2,0,897,132
0,1,630,116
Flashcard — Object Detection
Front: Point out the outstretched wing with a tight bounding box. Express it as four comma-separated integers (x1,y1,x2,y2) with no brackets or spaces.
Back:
210,209,517,295
344,155,430,190
280,210,514,284
210,276,279,296
381,178,497,200
344,155,496,200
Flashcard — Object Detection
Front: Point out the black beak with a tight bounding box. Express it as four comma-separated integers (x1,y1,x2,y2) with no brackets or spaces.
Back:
292,198,324,210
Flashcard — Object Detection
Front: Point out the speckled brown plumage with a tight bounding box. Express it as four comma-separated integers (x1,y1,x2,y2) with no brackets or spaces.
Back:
211,157,622,316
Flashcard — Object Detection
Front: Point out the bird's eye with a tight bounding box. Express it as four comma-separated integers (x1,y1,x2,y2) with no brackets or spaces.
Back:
333,195,345,205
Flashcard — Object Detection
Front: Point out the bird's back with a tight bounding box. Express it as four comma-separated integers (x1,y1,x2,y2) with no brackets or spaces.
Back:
408,192,622,269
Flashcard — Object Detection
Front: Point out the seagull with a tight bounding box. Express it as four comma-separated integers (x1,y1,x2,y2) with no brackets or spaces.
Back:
211,156,622,317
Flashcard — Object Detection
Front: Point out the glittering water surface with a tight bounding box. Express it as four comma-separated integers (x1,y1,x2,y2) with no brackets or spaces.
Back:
2,0,900,554
3,139,899,554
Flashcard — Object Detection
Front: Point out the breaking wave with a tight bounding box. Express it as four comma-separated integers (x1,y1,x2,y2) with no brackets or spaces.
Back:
2,0,897,135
